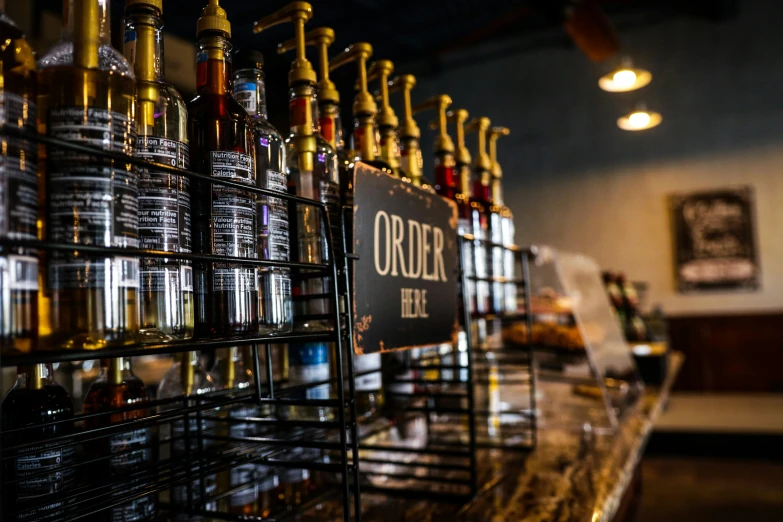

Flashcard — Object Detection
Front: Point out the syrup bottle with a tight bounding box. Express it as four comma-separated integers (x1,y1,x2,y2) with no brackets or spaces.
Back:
188,0,259,336
0,2,39,355
389,74,424,186
412,94,457,198
487,126,516,314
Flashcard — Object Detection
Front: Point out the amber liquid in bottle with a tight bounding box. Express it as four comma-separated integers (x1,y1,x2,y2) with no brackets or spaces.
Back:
188,35,258,336
2,364,75,520
0,11,39,355
125,2,194,342
83,358,155,521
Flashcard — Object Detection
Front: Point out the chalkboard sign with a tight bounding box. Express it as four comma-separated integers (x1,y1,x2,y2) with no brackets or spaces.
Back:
352,162,459,354
670,187,760,292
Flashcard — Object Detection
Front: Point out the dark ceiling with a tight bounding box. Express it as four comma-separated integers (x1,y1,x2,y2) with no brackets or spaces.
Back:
36,0,741,129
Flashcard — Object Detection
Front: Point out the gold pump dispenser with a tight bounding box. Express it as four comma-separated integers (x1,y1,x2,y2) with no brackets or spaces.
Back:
413,94,456,197
367,60,400,172
277,26,343,150
446,109,472,196
128,0,162,130
488,126,510,204
329,42,379,164
389,74,422,185
73,0,99,69
254,2,316,172
466,116,493,182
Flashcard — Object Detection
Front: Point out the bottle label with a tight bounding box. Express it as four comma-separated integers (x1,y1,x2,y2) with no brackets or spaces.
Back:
14,441,76,519
123,28,137,65
263,170,290,262
354,352,382,391
137,137,191,292
234,82,257,115
288,343,330,399
0,92,38,242
210,151,257,291
47,106,139,289
4,254,39,291
109,427,156,521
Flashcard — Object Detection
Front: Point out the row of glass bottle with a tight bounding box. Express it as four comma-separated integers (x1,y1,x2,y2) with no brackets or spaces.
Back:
0,0,337,355
2,343,385,521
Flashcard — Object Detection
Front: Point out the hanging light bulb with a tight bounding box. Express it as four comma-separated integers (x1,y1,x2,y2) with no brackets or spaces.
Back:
599,66,652,92
617,108,662,131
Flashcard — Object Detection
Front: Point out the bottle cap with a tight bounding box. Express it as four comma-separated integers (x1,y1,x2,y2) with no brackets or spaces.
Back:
233,48,264,71
197,0,231,38
125,0,162,13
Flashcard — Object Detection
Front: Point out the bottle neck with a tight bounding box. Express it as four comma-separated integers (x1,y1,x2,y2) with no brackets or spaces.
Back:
353,114,378,162
491,177,503,205
16,364,54,390
105,358,131,385
379,126,400,171
434,153,457,200
233,67,269,119
473,169,492,203
180,351,199,395
197,34,232,95
124,10,165,82
289,84,315,138
63,0,112,45
458,164,472,197
319,101,343,151
219,346,241,389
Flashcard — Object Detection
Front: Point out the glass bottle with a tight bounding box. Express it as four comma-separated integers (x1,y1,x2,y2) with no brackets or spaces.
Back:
188,0,258,336
232,49,294,336
124,0,194,342
274,342,332,510
487,126,516,315
37,0,139,350
0,5,39,355
157,351,217,520
287,84,340,332
211,346,265,516
2,363,75,520
83,358,155,521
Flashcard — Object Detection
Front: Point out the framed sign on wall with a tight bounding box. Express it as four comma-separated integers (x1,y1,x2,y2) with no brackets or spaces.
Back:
670,186,760,293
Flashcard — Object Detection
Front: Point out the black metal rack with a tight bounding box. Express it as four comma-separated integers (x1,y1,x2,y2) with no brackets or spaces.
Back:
349,234,538,504
0,124,362,522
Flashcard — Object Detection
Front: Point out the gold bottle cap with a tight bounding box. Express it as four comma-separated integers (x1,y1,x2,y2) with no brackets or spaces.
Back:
197,0,231,38
330,42,376,116
465,117,492,172
254,2,316,86
125,0,162,12
367,60,398,129
389,74,419,140
488,126,510,179
278,26,339,103
413,94,454,154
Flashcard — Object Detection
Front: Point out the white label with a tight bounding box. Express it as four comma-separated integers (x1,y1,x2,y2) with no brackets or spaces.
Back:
289,363,330,399
117,257,141,288
233,82,257,115
8,255,38,291
181,265,194,292
354,353,382,391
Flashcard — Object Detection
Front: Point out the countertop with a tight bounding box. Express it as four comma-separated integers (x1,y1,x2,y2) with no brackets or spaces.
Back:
319,351,683,522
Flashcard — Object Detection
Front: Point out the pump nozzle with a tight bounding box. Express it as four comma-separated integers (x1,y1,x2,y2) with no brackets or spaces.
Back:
365,60,398,129
488,126,510,179
253,2,315,86
434,109,471,166
413,94,454,154
465,117,492,173
278,27,339,104
389,74,419,140
329,42,375,116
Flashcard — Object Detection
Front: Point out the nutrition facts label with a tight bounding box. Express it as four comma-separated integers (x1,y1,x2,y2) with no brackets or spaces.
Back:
47,106,139,289
137,137,191,292
210,151,256,292
0,92,38,242
109,428,155,521
260,169,290,262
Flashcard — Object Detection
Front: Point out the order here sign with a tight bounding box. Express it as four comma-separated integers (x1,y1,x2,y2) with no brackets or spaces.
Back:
352,162,459,354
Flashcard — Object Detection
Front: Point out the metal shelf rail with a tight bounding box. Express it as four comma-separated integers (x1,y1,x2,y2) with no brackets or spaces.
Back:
0,124,362,522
